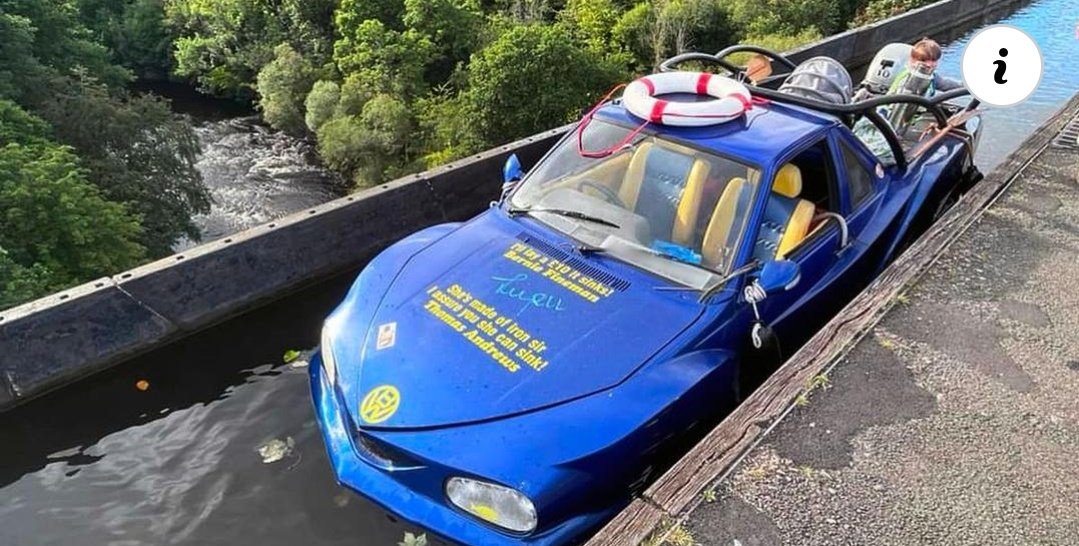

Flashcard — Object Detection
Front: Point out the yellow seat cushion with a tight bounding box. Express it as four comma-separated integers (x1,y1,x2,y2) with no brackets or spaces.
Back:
672,159,712,246
702,177,752,268
772,163,803,198
776,199,815,258
619,142,654,209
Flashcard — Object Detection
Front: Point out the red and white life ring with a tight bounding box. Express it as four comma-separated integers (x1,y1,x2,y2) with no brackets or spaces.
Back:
623,72,752,127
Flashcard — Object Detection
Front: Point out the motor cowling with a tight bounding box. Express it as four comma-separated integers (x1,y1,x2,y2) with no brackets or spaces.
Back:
854,42,913,101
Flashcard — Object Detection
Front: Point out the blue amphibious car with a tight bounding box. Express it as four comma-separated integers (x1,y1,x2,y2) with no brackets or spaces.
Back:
311,47,982,545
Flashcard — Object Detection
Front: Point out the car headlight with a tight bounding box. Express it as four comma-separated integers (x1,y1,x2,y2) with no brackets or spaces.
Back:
446,477,537,533
320,320,339,385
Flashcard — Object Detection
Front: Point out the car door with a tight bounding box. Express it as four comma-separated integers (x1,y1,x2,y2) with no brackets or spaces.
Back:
753,132,885,352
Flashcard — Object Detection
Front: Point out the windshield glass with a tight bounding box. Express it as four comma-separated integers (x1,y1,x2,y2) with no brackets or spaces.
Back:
510,120,760,289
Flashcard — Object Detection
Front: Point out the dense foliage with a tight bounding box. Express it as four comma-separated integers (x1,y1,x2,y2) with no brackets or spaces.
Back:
0,100,145,309
165,0,921,189
0,0,939,309
0,0,206,308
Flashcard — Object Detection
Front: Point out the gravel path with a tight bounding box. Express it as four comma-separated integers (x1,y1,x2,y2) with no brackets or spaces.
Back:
684,131,1079,545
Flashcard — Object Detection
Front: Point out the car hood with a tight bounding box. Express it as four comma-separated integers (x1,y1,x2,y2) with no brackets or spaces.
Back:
345,212,705,429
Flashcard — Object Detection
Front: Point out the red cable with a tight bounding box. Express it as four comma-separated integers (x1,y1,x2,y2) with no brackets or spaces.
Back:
575,82,761,158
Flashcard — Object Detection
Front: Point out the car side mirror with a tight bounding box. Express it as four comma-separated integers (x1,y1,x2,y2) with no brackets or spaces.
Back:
501,154,524,200
757,259,801,295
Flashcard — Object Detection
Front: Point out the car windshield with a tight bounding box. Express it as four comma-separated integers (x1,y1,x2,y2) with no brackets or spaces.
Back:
509,119,760,289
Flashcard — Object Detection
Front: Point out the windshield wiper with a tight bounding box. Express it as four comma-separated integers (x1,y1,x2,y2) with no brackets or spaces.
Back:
508,207,621,229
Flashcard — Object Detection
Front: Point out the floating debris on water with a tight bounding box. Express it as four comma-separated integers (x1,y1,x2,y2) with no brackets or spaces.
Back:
398,532,428,546
257,436,295,464
285,348,312,368
332,491,350,508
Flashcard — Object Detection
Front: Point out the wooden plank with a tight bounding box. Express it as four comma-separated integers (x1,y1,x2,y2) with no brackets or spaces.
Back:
638,92,1079,518
585,499,666,546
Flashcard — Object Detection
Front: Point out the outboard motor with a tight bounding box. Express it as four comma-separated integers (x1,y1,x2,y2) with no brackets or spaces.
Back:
854,42,913,101
778,56,853,105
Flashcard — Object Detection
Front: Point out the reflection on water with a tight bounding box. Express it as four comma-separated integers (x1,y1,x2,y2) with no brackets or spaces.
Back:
0,273,425,546
937,0,1079,172
176,117,343,251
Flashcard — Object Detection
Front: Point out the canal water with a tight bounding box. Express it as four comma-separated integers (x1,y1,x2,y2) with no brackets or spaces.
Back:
3,2,1076,545
935,0,1079,172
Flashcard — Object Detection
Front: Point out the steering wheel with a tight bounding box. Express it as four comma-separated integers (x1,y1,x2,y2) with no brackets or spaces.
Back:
577,180,626,208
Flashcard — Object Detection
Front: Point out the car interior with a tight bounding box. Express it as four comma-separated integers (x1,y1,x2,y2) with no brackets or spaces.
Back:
534,134,845,272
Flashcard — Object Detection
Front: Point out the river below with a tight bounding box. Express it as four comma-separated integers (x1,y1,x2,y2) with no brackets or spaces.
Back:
137,81,344,252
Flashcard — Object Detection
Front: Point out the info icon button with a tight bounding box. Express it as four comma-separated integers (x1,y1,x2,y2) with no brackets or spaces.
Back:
961,25,1043,107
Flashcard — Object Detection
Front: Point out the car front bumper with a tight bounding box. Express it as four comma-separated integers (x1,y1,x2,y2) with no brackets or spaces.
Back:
308,350,613,546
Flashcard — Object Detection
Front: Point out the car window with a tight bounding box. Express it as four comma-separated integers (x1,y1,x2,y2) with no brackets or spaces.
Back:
838,140,874,209
509,119,760,286
851,116,896,166
749,139,838,263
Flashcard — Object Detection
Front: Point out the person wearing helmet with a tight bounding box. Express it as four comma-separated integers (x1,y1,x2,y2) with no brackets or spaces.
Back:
888,38,962,97
853,38,963,163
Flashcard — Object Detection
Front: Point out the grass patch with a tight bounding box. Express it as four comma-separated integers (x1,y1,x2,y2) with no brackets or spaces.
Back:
641,517,697,546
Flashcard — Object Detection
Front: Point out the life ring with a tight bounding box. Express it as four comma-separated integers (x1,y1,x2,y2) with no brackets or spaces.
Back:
623,72,752,127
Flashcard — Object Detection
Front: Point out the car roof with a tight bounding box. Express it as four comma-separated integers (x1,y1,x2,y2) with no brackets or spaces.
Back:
593,97,838,171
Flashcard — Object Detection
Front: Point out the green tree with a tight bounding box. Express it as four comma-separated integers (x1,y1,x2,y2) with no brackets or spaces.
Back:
725,0,846,38
166,0,281,98
166,0,335,99
0,143,145,284
852,0,937,28
0,10,44,102
333,19,435,99
304,79,341,133
0,0,129,103
35,73,209,256
335,0,406,32
416,92,484,166
277,0,338,59
316,94,415,187
464,24,623,146
0,99,50,146
403,0,484,82
613,0,735,71
2,0,130,89
0,249,55,310
559,0,624,56
256,43,318,135
0,101,145,308
77,0,173,78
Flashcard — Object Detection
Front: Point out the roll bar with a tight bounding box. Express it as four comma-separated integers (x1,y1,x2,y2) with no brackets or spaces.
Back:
659,46,976,171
